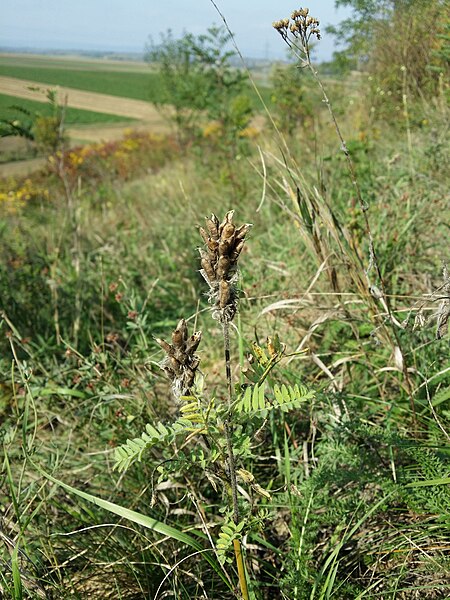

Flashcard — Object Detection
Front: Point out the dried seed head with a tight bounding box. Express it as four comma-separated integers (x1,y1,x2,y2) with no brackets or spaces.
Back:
274,7,321,45
199,210,252,323
156,320,202,398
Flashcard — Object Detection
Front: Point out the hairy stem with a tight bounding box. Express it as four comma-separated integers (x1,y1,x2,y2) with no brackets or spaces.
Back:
222,319,249,600
222,319,239,524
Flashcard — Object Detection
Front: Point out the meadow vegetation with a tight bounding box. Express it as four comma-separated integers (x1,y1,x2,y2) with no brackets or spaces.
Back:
0,1,449,598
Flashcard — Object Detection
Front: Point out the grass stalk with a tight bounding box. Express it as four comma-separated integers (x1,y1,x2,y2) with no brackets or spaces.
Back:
273,10,418,433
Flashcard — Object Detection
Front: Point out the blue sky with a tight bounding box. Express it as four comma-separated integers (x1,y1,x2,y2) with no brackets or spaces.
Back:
1,1,353,61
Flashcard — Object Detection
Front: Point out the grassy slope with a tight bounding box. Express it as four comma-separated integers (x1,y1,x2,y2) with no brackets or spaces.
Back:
0,93,135,125
0,62,448,599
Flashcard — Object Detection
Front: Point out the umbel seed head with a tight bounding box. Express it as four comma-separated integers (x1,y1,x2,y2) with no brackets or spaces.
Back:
155,318,202,398
199,210,252,323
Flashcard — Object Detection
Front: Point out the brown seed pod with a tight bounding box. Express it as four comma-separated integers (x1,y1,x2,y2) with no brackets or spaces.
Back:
206,240,219,257
219,239,232,257
216,255,231,279
169,356,181,375
205,215,220,240
186,331,202,354
155,338,173,356
199,249,216,283
235,223,252,241
199,226,210,245
219,280,231,308
201,258,216,283
230,239,245,262
219,210,234,236
172,318,187,348
221,222,235,242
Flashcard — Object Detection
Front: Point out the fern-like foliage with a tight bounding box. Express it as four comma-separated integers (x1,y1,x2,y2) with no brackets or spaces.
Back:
234,382,314,417
114,418,204,473
114,395,210,473
216,519,246,564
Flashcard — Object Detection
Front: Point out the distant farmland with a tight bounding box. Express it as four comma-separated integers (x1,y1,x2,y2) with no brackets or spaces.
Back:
0,93,135,125
0,54,165,103
0,53,270,109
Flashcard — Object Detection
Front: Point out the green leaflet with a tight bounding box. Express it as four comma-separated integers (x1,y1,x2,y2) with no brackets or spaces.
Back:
235,382,314,416
216,519,246,564
114,417,204,472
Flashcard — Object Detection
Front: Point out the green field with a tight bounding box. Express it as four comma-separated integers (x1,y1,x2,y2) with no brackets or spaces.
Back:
0,53,153,73
0,62,166,103
0,93,135,125
0,54,271,109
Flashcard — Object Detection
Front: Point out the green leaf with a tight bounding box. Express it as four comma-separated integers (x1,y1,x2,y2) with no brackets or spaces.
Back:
432,386,450,408
406,477,450,487
12,543,23,600
37,387,88,399
114,417,204,472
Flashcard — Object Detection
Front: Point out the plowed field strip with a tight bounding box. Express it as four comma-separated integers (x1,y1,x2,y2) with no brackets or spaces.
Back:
0,76,167,125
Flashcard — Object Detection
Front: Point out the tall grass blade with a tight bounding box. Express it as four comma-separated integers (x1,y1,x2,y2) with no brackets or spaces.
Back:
35,466,232,589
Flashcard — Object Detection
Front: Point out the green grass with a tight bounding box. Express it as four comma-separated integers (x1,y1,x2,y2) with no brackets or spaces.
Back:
0,93,135,125
0,63,166,103
0,41,449,600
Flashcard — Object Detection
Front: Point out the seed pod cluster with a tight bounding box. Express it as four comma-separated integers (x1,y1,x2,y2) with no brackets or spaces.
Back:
273,7,321,42
155,318,202,397
198,210,252,322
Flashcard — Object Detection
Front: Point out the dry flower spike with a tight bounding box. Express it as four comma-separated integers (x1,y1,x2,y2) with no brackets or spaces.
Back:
199,210,252,323
155,318,202,397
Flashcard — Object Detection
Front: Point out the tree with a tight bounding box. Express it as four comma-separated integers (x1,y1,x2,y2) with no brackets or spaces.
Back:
270,62,313,135
145,26,254,147
327,0,449,110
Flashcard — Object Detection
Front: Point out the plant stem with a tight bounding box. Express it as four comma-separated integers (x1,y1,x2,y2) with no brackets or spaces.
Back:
222,319,249,600
222,319,239,524
233,538,250,600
